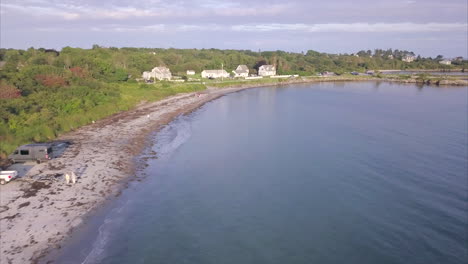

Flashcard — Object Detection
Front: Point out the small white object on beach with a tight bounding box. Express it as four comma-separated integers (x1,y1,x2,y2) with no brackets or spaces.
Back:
71,172,77,184
147,114,150,118
65,171,77,184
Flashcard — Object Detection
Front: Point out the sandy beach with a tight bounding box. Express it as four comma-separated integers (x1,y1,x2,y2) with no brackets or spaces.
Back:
0,85,257,264
0,78,466,264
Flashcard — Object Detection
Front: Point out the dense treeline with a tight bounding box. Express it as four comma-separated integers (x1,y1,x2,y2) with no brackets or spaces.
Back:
0,46,466,157
1,47,465,81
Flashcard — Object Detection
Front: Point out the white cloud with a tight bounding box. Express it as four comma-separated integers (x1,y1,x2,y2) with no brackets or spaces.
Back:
34,22,466,34
90,24,166,32
2,3,81,20
1,2,291,20
232,23,468,33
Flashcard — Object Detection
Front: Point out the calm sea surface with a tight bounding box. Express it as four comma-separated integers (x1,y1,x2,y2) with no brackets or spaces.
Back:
381,71,468,76
54,82,467,264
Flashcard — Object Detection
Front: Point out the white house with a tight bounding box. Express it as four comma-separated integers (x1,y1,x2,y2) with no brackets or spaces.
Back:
186,70,195,75
402,55,416,63
258,65,276,76
233,65,249,78
142,71,152,81
201,69,229,79
152,67,172,80
142,66,172,81
439,60,451,65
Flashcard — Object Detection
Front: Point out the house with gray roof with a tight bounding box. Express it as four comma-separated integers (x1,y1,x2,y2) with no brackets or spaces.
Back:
142,66,172,81
233,65,249,78
201,69,229,79
258,65,276,76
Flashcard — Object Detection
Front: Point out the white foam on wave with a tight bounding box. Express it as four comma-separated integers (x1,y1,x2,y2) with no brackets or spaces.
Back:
81,200,132,264
81,115,193,263
154,115,193,159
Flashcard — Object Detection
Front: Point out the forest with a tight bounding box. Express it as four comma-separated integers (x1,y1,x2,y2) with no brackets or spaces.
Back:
0,46,466,157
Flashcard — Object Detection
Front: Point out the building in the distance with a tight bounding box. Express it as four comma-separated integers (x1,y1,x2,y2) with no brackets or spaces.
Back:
201,69,229,79
402,55,416,63
233,65,249,78
186,70,196,75
439,60,452,65
258,65,276,76
142,66,172,81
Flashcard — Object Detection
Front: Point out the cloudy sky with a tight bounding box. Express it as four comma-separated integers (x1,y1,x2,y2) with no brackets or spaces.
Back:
1,0,467,57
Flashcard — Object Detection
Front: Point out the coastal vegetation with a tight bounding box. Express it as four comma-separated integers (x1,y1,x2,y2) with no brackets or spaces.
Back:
0,46,466,157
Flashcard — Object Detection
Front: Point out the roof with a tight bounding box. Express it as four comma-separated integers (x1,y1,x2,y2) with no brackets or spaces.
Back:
236,65,249,73
151,67,171,74
22,143,53,148
259,65,275,71
202,70,228,74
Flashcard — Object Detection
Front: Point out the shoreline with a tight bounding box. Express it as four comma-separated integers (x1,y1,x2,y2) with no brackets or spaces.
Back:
206,75,468,88
0,85,259,264
378,69,465,72
0,78,466,264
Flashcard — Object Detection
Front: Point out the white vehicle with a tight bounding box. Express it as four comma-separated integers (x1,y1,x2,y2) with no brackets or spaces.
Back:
0,171,18,185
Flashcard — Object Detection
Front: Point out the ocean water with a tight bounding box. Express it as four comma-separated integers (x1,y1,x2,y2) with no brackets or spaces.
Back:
381,71,468,76
53,82,467,264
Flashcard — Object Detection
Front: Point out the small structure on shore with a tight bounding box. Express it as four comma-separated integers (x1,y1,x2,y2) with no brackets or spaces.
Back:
439,60,451,65
258,65,276,76
233,65,249,78
142,66,172,81
186,70,196,75
402,55,416,63
321,71,336,77
201,69,229,79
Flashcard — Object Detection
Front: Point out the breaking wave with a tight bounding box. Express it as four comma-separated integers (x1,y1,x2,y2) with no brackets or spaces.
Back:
153,115,193,159
81,114,194,263
81,200,132,264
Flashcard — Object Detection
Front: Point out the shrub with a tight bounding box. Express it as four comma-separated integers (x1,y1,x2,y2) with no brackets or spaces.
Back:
35,74,68,88
0,82,21,99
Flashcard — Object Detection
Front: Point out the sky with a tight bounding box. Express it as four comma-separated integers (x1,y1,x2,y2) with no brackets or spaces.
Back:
1,0,467,57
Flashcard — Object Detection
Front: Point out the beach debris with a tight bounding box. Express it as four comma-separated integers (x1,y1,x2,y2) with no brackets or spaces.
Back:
71,171,77,184
21,181,51,198
65,171,77,184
